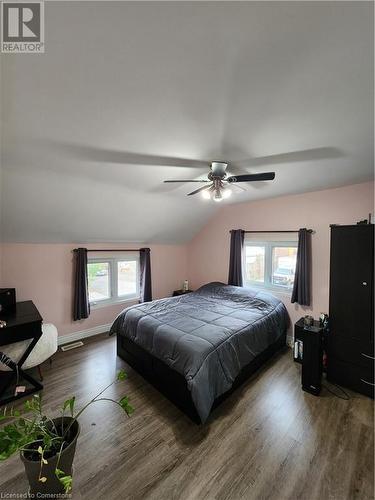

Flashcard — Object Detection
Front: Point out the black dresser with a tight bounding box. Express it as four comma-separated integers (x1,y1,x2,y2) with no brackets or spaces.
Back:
327,224,374,398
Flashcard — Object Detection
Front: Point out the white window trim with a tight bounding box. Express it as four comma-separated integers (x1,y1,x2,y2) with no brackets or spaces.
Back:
88,254,140,309
243,240,297,294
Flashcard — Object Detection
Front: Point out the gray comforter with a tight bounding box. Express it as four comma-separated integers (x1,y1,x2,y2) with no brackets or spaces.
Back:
110,282,288,422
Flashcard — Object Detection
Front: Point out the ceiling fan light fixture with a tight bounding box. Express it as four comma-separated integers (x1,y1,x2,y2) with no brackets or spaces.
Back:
163,160,275,200
213,190,223,202
211,161,228,177
211,161,228,169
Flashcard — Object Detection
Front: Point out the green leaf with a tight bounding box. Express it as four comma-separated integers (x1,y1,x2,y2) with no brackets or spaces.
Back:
117,370,127,381
62,398,70,411
55,469,73,493
0,433,19,460
119,396,134,416
43,434,52,449
0,421,39,460
24,395,41,414
62,397,75,417
69,397,75,417
24,400,33,411
34,394,41,411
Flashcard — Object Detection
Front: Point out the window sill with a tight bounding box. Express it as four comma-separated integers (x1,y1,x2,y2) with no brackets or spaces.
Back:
90,296,140,310
244,283,293,297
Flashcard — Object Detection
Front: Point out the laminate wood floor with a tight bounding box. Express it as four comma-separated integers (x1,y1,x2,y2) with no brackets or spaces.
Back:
0,334,373,500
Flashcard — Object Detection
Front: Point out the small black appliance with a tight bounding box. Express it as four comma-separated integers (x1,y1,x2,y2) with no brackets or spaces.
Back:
0,288,16,313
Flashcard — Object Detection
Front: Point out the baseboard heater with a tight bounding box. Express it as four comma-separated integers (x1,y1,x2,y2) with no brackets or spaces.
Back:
60,341,84,352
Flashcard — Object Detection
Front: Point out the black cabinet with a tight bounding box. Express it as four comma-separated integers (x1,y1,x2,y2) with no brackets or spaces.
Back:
327,225,374,398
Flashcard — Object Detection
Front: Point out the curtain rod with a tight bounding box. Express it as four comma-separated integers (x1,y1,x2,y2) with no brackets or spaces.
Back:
73,248,142,252
229,229,314,234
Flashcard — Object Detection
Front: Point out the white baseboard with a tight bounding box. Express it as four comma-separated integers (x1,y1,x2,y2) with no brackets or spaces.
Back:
58,323,112,346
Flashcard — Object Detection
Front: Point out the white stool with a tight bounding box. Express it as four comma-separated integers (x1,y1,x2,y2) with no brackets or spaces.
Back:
0,323,58,380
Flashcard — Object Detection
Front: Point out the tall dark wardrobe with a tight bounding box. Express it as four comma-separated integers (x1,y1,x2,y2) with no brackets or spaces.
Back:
327,224,374,398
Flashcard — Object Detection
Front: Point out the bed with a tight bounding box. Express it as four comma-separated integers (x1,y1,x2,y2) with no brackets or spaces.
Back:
110,282,288,423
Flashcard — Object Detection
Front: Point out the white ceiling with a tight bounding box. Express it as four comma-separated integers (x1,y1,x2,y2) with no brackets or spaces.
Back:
1,1,373,243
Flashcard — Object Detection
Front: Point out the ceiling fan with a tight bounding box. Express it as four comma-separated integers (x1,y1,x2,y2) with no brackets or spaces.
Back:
164,161,275,202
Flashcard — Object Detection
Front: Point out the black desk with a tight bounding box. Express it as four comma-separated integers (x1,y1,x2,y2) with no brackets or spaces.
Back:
0,301,43,405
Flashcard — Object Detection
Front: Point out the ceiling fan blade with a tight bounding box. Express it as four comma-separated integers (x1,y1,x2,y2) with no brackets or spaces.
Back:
187,184,213,196
233,147,343,168
227,172,275,183
164,179,210,183
42,140,210,168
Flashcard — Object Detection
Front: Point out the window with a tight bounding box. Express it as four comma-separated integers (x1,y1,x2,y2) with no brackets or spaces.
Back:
245,245,265,283
87,262,110,302
244,238,297,291
87,254,139,307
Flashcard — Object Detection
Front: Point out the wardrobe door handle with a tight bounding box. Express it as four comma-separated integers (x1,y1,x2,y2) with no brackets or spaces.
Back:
361,352,375,360
360,378,375,386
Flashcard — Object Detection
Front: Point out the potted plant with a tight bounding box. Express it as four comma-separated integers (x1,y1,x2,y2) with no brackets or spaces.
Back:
0,370,134,496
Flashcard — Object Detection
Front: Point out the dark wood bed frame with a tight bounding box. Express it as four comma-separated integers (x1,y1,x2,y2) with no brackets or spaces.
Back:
117,331,287,424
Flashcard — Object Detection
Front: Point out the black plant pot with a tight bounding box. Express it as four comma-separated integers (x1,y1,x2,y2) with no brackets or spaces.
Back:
20,417,80,496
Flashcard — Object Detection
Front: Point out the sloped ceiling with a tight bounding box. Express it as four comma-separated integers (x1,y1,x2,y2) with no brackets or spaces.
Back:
1,1,373,243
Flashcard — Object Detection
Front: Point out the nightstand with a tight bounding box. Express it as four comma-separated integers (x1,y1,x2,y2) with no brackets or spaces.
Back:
172,289,193,297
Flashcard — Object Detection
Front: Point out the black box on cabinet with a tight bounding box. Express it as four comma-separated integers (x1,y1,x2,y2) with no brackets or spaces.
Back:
0,288,16,313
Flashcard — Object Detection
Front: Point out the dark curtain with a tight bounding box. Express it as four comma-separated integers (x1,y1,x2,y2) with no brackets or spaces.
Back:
73,248,90,321
140,248,152,302
228,229,245,286
291,228,312,306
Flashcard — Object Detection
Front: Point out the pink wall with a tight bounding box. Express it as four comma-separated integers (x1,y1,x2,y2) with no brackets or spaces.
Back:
187,182,374,328
1,182,373,339
1,243,187,337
